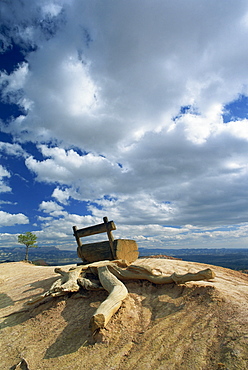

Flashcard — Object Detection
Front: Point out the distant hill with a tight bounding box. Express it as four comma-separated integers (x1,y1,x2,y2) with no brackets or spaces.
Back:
1,246,248,270
0,246,81,265
139,247,248,271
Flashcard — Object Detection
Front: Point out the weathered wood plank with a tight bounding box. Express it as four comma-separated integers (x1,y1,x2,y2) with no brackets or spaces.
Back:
103,216,115,258
72,225,82,249
73,220,116,238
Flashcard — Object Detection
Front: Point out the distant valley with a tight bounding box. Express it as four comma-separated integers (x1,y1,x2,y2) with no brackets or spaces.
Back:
0,246,81,266
1,246,248,271
139,247,248,271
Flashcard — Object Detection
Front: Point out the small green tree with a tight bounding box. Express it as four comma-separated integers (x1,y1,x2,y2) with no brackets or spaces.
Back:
18,232,37,261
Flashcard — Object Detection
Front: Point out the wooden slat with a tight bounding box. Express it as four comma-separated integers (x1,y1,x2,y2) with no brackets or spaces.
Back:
73,220,116,238
104,216,115,259
72,225,82,249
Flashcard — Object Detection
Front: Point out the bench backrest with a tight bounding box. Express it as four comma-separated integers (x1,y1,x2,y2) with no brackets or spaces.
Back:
73,216,116,258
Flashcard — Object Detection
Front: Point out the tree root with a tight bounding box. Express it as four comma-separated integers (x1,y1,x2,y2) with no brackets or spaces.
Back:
11,358,30,370
89,266,128,332
27,260,215,332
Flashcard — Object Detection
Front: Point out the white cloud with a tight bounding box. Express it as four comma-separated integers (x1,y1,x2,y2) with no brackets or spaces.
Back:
2,1,248,152
39,200,65,217
52,187,70,204
0,63,29,107
0,62,28,91
26,145,124,199
0,210,29,226
0,200,17,206
23,116,248,228
0,165,10,179
0,142,27,157
2,1,248,249
0,165,11,193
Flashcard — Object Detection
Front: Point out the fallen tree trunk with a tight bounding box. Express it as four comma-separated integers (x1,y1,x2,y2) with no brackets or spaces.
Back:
89,266,128,333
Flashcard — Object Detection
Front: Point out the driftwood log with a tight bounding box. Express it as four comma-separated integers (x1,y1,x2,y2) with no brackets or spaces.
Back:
29,260,215,333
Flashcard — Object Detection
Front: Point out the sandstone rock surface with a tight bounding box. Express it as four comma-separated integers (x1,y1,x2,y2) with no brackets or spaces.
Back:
0,259,247,370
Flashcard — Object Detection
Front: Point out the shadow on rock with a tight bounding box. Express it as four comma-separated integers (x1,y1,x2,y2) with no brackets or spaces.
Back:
44,290,108,358
7,276,60,306
0,293,15,309
126,280,186,321
0,276,60,330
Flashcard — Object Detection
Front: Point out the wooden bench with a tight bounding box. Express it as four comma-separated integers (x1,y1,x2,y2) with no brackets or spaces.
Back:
73,216,139,264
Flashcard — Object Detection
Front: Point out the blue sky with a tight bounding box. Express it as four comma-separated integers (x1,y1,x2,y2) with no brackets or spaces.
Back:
1,0,248,250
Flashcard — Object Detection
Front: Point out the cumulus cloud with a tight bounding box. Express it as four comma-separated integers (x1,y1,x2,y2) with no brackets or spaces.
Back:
0,210,29,226
39,200,66,217
26,145,124,199
1,1,248,151
24,119,248,228
0,62,28,95
0,142,27,157
1,1,248,249
52,187,70,204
